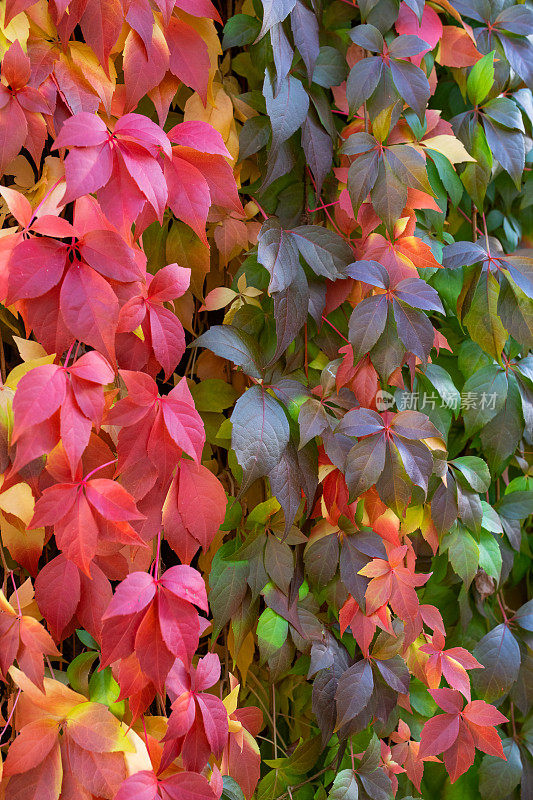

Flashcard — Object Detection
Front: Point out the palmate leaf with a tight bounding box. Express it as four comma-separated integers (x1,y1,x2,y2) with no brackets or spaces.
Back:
1,0,530,797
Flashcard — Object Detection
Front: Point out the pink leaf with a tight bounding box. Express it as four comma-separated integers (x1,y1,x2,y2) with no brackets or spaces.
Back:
167,121,230,157
79,229,144,282
119,142,168,221
160,565,208,612
115,112,172,158
161,378,205,461
61,144,114,205
165,154,211,245
148,263,191,302
103,571,156,619
6,237,67,302
53,112,109,149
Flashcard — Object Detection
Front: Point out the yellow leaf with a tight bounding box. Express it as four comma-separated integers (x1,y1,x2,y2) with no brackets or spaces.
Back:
423,134,476,163
123,727,152,777
400,506,424,535
203,287,238,310
13,336,48,362
0,481,35,526
185,83,234,144
5,354,56,390
9,666,86,719
228,628,255,685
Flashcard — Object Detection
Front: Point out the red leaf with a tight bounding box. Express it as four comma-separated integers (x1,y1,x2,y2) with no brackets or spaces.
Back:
197,693,229,756
160,378,205,461
60,262,119,363
134,600,175,693
466,721,506,758
84,478,145,521
123,28,169,113
34,555,81,640
12,364,66,439
53,492,99,575
442,720,476,783
462,700,508,727
79,0,124,72
418,713,460,758
3,718,58,776
79,229,144,282
157,589,202,662
167,19,210,103
159,565,209,612
163,460,226,562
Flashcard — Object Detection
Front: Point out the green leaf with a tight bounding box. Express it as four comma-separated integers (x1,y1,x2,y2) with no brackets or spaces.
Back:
231,385,291,493
89,667,125,717
328,769,359,800
257,607,288,660
76,629,98,650
209,541,249,637
463,272,508,361
409,678,438,716
461,366,508,436
222,14,261,48
427,149,463,206
451,456,491,492
191,379,238,412
441,523,479,587
312,46,348,88
193,325,264,379
467,51,495,105
478,529,502,581
479,739,522,800
221,776,247,800
472,623,521,702
67,651,98,695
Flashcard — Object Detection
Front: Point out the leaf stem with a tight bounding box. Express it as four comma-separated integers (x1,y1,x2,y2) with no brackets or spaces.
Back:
154,528,162,580
10,571,21,615
272,683,278,759
0,327,6,385
83,459,117,481
0,688,21,744
457,206,482,237
321,315,349,343
496,592,508,624
275,765,334,800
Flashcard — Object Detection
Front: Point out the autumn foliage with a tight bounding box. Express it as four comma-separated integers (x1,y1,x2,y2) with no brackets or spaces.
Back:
0,0,531,799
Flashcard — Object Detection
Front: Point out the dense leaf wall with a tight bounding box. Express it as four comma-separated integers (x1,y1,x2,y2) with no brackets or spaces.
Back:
0,0,531,799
